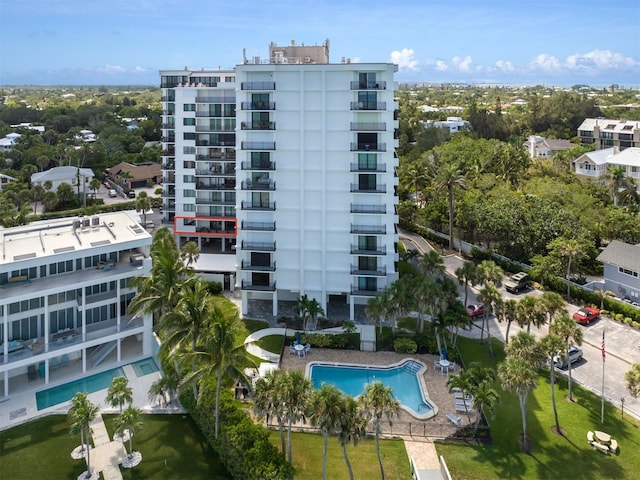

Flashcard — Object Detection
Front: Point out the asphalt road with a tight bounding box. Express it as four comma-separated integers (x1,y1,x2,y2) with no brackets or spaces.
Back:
398,228,640,420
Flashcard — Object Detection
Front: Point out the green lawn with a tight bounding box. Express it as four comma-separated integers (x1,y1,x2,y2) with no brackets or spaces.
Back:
255,334,285,355
0,414,228,480
268,430,412,480
437,336,640,480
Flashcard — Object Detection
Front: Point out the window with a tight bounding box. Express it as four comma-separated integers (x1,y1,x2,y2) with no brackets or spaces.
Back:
358,277,377,291
358,153,377,170
619,267,639,278
358,91,377,109
183,132,196,140
183,175,195,183
224,76,234,82
223,104,235,117
184,189,195,197
184,104,196,112
183,118,196,126
358,236,377,250
183,203,195,212
358,174,377,190
251,151,271,168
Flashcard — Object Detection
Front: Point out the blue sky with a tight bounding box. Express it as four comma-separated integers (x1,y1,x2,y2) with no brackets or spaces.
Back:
1,0,638,86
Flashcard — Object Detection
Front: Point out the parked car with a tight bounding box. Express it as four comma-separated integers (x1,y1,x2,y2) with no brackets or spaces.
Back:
553,346,583,368
505,272,530,293
128,191,136,199
466,302,485,318
573,306,600,325
109,189,117,197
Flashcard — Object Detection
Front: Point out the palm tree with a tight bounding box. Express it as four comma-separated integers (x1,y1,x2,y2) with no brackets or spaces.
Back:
432,161,466,250
505,331,543,367
106,376,133,413
337,395,367,480
31,184,44,215
496,299,518,344
359,381,400,480
446,371,473,422
477,285,501,357
419,250,445,278
296,294,311,331
159,277,212,399
539,291,565,332
308,384,345,480
624,363,640,399
607,164,627,207
68,392,100,478
516,295,545,334
549,237,587,298
498,355,538,453
281,370,312,464
471,380,500,434
365,294,386,335
89,178,101,198
307,298,325,331
182,308,256,437
115,405,143,462
550,313,583,402
148,376,169,406
180,240,200,267
540,334,566,434
253,369,287,457
135,191,152,226
414,276,440,334
477,260,503,288
455,261,478,308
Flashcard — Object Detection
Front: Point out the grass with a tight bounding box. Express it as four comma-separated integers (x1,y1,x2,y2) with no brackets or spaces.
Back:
268,430,412,480
0,414,228,480
437,336,640,480
255,334,285,355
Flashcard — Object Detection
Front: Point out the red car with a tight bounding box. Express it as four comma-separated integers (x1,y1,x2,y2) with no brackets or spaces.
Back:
572,306,600,325
466,302,485,318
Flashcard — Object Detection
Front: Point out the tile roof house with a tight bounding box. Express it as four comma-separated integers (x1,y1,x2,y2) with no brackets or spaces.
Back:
596,240,640,303
106,162,161,188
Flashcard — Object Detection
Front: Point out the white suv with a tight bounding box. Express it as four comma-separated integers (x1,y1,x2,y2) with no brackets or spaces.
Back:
553,346,583,368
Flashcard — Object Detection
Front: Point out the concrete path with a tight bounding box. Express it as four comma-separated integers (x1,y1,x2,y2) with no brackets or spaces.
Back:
404,440,443,479
85,414,126,480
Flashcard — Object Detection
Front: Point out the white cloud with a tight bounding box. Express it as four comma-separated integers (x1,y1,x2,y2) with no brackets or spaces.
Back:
434,60,449,72
390,48,419,72
98,64,127,74
528,54,562,72
494,60,516,72
565,49,638,71
451,56,473,72
134,66,147,73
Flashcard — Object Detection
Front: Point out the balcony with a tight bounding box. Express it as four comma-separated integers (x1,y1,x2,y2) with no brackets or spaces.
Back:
242,141,276,150
350,143,386,152
161,149,176,156
195,96,236,103
162,176,176,183
350,102,386,111
350,122,386,131
196,151,236,160
241,82,276,90
197,181,236,190
351,245,387,255
196,140,235,147
241,260,276,271
241,121,276,130
241,221,276,231
195,197,235,205
241,201,276,211
241,161,276,170
350,163,386,172
350,286,384,296
241,241,276,251
350,81,387,90
161,124,175,129
196,126,235,132
351,224,386,234
241,180,276,191
350,204,387,214
161,110,175,116
350,183,386,193
350,265,387,276
162,163,175,169
241,280,276,291
241,101,276,110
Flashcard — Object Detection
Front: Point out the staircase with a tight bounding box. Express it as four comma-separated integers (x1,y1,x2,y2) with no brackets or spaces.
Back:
91,341,117,368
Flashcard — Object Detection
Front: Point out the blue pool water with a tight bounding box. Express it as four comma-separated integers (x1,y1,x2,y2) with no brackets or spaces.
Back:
132,357,160,377
36,366,125,410
309,360,433,418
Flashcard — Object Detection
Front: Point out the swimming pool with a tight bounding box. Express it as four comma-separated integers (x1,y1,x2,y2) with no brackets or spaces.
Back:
306,359,437,419
131,357,160,377
36,366,125,410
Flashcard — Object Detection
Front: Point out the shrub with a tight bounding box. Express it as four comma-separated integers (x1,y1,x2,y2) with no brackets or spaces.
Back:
393,337,417,354
625,317,633,325
206,281,223,294
632,321,640,330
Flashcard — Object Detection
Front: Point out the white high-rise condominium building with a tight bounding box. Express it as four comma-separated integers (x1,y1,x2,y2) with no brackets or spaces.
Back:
0,211,153,398
160,41,399,320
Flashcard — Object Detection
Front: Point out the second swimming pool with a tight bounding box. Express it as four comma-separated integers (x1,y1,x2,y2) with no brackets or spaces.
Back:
307,359,436,419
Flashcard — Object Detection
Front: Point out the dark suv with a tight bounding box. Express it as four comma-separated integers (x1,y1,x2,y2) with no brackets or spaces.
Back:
505,272,530,293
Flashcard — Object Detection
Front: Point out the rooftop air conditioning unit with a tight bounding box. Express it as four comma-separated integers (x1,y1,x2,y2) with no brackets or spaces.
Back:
91,216,100,226
82,218,90,228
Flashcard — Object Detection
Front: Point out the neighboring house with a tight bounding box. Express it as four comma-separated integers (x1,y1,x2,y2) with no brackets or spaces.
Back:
106,162,161,188
0,173,18,190
573,147,640,182
31,166,95,192
0,133,21,152
423,116,471,133
10,123,45,133
77,129,97,142
578,118,640,151
596,240,640,303
0,210,153,398
523,135,574,159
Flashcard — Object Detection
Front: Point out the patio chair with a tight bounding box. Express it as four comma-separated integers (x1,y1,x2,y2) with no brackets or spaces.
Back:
446,413,463,426
28,365,37,380
50,357,59,370
609,439,618,453
61,354,69,366
303,344,311,356
289,345,297,355
587,431,594,443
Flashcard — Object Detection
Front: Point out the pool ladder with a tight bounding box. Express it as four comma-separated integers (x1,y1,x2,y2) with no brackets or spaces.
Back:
404,361,422,375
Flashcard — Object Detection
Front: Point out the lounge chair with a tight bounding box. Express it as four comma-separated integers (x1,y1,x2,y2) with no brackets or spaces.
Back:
453,392,472,400
450,387,462,393
455,403,471,413
455,400,473,409
50,357,59,370
587,431,594,443
446,413,463,426
289,345,297,355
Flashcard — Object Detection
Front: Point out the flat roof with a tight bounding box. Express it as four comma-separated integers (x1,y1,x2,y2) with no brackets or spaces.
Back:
0,211,151,265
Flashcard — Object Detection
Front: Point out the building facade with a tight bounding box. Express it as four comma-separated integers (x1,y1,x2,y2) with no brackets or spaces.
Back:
160,42,399,320
578,118,640,150
0,211,153,398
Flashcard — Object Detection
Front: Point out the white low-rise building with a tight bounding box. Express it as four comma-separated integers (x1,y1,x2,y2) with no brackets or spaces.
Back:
0,211,153,398
573,147,640,181
31,166,95,192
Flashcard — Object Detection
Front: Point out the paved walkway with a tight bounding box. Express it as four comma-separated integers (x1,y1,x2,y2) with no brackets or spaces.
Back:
85,414,126,480
404,440,442,479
